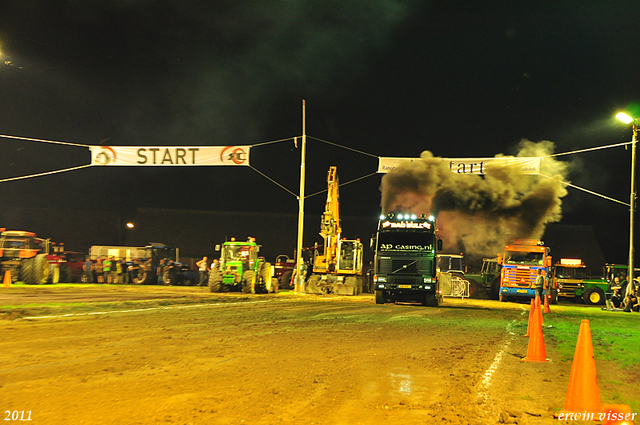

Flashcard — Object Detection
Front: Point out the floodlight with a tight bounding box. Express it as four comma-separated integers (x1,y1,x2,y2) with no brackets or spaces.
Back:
617,112,633,124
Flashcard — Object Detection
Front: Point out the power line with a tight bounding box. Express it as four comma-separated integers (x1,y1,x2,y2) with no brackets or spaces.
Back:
546,141,631,157
0,164,92,183
0,134,90,148
539,173,629,207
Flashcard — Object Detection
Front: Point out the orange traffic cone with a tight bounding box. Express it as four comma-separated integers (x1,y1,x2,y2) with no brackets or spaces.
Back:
535,293,544,325
524,298,535,337
561,319,601,416
601,404,634,425
522,297,548,362
543,291,551,313
2,270,11,287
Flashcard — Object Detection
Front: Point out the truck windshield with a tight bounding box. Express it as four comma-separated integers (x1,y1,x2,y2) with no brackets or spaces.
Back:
504,250,544,265
437,256,463,272
377,232,433,252
554,266,588,279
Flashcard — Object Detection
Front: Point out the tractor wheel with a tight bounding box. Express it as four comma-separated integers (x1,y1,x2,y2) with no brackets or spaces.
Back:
163,271,173,285
60,264,74,283
32,254,49,284
279,270,293,290
260,262,273,293
48,265,60,284
467,279,479,298
253,263,266,293
375,289,386,304
19,260,33,283
208,272,222,292
490,278,501,300
242,270,255,294
583,287,605,305
134,269,154,285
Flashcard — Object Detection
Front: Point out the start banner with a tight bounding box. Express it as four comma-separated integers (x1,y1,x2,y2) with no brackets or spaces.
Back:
90,145,251,166
377,157,541,175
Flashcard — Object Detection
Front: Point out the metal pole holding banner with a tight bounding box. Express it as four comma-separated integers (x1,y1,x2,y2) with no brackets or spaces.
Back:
295,100,307,293
629,122,637,295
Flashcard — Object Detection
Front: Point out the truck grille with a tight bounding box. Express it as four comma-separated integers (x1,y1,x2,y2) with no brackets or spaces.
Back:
502,267,535,287
378,258,432,275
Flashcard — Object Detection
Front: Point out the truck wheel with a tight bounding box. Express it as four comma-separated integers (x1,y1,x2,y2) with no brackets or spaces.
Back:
242,271,255,294
583,287,605,305
499,292,507,302
423,293,439,307
550,290,558,305
375,290,386,304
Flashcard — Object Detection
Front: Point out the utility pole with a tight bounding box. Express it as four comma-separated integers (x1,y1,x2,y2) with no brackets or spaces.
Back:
295,100,307,293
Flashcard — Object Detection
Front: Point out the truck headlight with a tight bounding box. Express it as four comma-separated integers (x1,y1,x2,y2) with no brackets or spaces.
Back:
423,277,432,283
377,276,387,283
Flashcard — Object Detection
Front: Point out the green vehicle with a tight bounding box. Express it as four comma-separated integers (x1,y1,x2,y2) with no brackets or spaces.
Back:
465,258,501,300
208,238,275,294
555,262,632,306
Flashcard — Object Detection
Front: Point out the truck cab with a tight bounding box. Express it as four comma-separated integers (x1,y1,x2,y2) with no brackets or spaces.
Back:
498,239,552,302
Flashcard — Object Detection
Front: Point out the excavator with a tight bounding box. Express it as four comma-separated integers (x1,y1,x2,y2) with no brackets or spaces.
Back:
305,166,364,295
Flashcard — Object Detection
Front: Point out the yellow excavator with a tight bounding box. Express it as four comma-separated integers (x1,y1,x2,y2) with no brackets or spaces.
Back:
305,166,364,295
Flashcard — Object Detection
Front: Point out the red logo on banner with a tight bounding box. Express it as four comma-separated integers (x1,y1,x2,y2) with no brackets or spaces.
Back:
94,146,117,165
220,146,247,164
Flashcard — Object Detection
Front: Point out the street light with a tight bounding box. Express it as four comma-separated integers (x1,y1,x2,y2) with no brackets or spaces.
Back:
616,111,638,294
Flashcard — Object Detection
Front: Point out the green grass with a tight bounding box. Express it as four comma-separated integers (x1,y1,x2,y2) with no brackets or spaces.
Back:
529,305,640,368
609,393,640,416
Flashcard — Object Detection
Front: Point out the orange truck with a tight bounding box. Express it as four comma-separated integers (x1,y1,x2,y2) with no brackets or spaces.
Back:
497,239,553,302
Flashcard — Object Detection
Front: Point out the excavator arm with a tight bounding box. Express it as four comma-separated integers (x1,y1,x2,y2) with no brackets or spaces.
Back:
315,166,341,273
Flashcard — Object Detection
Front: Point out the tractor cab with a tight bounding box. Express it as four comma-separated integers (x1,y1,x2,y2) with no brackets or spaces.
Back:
219,238,260,285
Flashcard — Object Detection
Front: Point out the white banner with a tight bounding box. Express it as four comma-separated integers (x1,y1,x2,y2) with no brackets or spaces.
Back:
377,157,541,175
90,145,251,166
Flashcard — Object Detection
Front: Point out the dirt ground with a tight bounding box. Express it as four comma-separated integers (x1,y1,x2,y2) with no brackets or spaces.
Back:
0,285,638,424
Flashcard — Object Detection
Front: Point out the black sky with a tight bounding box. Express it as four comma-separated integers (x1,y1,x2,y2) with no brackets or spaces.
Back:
1,0,639,261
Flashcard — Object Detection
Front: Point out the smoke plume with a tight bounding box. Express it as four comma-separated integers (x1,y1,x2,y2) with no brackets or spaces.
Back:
380,140,569,257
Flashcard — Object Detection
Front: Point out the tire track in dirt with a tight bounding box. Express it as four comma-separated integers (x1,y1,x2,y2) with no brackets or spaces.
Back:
1,294,528,424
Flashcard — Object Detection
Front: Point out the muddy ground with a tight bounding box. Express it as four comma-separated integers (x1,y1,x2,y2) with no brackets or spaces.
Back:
0,285,637,424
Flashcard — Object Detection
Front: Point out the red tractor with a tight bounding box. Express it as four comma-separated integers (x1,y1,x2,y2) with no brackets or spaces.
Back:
46,248,86,283
0,229,52,284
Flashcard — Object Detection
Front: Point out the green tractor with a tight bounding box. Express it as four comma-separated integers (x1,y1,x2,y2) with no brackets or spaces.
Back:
208,237,276,294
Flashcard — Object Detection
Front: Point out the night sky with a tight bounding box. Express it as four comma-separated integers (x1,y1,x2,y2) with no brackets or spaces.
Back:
1,1,639,262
